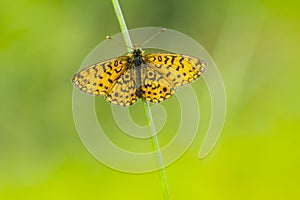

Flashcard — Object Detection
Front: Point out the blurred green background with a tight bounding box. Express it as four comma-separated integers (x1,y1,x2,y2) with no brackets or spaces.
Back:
1,0,300,199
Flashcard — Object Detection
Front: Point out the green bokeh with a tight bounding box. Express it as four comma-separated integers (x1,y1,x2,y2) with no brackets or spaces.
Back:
1,0,299,199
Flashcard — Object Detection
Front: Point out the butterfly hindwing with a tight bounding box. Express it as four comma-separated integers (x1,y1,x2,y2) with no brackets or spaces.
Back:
106,68,138,106
140,64,176,103
72,56,129,96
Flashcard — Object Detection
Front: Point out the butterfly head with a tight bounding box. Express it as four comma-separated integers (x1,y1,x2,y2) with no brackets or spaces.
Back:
132,45,144,56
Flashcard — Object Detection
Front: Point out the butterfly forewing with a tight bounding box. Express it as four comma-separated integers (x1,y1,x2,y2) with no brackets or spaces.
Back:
145,53,207,86
72,56,129,96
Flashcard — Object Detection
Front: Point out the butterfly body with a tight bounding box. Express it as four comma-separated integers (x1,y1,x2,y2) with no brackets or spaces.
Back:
130,48,144,98
72,47,207,106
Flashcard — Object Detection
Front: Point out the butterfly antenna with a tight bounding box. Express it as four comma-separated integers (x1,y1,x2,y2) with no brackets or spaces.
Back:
140,28,166,47
106,35,134,51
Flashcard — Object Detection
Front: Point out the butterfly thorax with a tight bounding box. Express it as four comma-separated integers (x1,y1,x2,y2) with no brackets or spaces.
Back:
130,47,145,67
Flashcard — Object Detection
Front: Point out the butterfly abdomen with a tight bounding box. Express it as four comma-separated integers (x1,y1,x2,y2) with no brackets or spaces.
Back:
132,51,145,99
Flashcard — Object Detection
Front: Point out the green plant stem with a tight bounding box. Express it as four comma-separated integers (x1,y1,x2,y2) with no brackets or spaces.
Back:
111,1,170,199
143,99,170,200
111,0,133,51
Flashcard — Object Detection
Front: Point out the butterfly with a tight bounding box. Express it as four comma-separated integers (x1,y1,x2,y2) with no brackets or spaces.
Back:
72,47,207,106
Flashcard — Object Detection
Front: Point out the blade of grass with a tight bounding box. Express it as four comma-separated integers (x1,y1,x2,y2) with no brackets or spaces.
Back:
111,0,170,199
